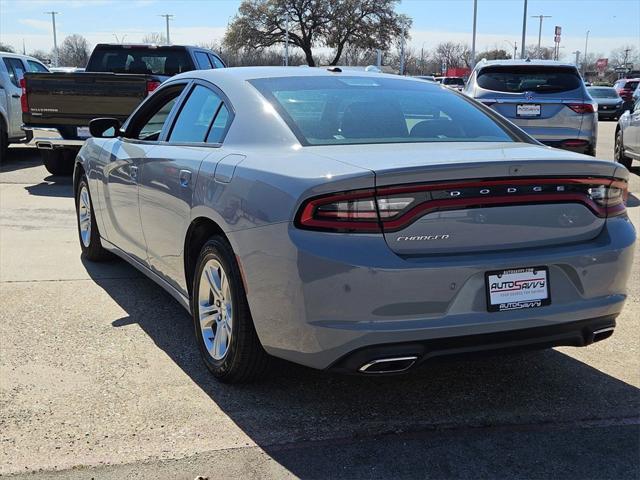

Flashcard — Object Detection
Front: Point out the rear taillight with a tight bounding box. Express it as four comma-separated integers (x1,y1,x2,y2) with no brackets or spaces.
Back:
296,178,628,232
20,78,28,113
146,80,161,94
567,103,595,114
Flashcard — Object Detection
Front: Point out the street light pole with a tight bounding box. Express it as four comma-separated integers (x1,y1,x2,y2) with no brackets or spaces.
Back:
159,14,173,44
284,11,289,66
583,30,590,75
572,50,580,67
471,0,478,68
531,14,551,57
520,0,528,59
399,23,406,75
505,40,518,59
44,11,59,67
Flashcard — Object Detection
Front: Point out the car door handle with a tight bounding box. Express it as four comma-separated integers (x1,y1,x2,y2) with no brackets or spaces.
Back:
179,169,192,187
11,94,20,98
130,165,138,181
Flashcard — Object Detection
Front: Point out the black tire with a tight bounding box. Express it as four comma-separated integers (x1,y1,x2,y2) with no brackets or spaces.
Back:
192,236,269,383
615,129,633,170
0,119,8,163
75,174,111,261
42,149,74,176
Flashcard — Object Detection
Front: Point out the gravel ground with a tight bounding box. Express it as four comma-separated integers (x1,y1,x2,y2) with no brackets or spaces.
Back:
1,121,638,479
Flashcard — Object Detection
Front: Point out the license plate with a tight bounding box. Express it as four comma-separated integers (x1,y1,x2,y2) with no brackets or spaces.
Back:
485,266,550,312
516,104,541,117
77,127,91,138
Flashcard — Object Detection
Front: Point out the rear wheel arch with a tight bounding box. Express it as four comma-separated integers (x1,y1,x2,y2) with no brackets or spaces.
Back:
184,217,231,298
73,162,85,198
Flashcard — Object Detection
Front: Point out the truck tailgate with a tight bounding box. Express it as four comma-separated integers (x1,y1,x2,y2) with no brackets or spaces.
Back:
23,72,148,127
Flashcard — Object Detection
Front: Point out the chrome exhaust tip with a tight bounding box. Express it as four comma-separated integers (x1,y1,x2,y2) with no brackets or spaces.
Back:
592,327,615,342
359,356,418,374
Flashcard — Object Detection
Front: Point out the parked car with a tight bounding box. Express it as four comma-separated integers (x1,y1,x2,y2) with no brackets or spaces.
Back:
0,51,49,159
587,86,624,120
76,67,634,383
465,59,598,155
435,76,465,91
22,43,225,174
615,93,640,169
613,77,639,111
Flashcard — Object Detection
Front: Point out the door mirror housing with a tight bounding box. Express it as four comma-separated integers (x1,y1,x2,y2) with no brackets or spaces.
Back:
89,118,121,138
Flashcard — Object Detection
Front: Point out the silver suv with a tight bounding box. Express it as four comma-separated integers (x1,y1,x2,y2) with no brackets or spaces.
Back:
464,59,597,156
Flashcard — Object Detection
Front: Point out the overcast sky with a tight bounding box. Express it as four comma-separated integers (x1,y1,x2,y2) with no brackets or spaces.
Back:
1,0,639,61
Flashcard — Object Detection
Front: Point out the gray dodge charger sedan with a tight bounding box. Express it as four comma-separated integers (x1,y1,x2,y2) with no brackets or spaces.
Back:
75,67,635,383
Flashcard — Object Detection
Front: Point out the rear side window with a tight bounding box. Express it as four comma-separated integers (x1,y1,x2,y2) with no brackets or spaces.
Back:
194,52,212,69
86,47,195,76
625,81,639,90
250,76,515,146
169,85,223,143
206,104,230,143
27,60,48,72
3,58,26,87
477,66,582,93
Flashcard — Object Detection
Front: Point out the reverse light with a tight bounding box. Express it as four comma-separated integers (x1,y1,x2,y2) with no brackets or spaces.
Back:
296,177,628,233
20,78,28,113
567,103,595,114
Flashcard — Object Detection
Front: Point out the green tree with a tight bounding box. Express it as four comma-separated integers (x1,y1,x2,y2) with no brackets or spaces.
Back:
225,0,410,67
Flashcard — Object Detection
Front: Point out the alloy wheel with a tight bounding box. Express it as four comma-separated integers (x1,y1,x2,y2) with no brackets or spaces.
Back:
78,185,92,248
198,258,233,360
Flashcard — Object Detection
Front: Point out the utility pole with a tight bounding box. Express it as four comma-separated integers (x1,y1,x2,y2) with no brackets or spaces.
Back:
520,0,528,59
505,40,518,59
531,14,551,56
583,30,590,75
420,42,425,75
399,23,406,75
471,0,478,68
22,39,26,55
572,50,580,67
284,11,289,66
159,14,173,44
44,11,59,67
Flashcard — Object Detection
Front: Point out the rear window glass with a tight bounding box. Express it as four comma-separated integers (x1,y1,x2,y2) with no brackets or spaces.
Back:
587,87,619,98
624,81,639,90
250,76,514,146
443,78,465,86
477,66,582,93
86,47,194,76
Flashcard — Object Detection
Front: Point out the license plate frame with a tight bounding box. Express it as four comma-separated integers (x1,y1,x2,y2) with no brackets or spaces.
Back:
485,266,550,312
516,104,541,117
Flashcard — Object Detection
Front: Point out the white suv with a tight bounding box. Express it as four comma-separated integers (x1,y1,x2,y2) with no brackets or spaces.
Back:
0,52,49,159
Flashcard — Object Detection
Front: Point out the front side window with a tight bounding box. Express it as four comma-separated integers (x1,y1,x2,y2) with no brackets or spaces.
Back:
209,54,225,69
169,85,223,143
194,52,212,70
477,66,582,93
27,60,48,72
250,76,515,146
128,85,185,140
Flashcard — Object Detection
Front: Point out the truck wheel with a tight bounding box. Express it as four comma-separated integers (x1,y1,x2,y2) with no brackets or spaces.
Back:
75,175,110,261
0,120,7,162
42,149,74,176
615,130,633,170
192,236,269,383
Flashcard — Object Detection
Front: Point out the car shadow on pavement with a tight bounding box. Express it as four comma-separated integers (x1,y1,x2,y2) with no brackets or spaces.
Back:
24,179,73,198
85,260,639,479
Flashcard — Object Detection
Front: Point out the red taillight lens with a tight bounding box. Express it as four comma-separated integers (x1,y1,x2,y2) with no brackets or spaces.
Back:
567,103,595,114
20,78,28,113
146,80,161,94
296,177,628,233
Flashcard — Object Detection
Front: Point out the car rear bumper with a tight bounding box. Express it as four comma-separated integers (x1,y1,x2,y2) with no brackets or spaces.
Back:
231,216,635,370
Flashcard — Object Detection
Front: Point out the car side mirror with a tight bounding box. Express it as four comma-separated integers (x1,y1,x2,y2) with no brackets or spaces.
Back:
89,118,121,138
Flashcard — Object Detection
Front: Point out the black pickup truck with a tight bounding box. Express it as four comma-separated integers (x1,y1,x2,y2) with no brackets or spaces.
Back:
22,43,225,174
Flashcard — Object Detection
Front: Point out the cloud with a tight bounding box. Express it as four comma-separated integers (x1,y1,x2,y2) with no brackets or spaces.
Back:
19,18,54,32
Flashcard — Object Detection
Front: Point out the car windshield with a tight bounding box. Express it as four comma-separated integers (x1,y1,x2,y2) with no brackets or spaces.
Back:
587,87,619,98
250,76,515,146
477,66,582,93
86,46,194,75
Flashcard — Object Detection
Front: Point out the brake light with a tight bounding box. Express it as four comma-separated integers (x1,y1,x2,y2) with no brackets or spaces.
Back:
567,103,595,114
146,80,161,94
20,78,28,113
295,178,628,232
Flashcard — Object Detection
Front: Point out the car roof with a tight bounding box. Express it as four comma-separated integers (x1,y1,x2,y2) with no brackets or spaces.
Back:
475,59,579,69
0,51,45,63
172,66,416,83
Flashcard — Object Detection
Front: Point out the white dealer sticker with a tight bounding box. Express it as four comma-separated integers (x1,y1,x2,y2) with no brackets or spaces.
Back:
516,104,541,117
486,267,550,312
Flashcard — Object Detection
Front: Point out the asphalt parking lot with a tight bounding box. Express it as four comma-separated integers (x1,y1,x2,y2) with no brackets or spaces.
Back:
1,121,638,479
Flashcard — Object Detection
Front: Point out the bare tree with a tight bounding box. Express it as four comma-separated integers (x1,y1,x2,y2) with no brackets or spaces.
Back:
433,42,471,70
57,34,91,67
0,42,16,53
225,0,409,67
28,49,52,64
524,44,554,60
142,32,167,45
610,45,638,68
475,48,511,61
